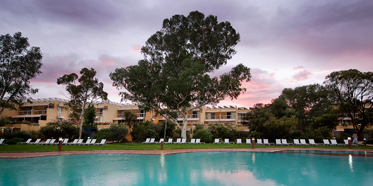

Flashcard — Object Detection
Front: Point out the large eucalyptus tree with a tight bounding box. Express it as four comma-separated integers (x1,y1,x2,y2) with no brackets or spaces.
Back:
324,69,373,137
57,68,108,139
0,32,43,115
110,11,251,139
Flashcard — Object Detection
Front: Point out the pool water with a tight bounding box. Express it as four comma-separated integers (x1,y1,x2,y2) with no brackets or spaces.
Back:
0,152,372,186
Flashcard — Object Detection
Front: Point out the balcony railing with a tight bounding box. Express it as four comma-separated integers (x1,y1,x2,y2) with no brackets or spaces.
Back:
19,110,31,115
205,115,236,119
177,114,199,119
117,113,146,118
96,112,103,116
33,110,47,115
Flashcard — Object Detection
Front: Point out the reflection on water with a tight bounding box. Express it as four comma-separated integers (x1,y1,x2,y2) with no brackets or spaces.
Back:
0,152,372,186
349,154,353,172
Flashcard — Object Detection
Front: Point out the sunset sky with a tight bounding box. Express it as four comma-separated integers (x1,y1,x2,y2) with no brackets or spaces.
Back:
1,0,373,108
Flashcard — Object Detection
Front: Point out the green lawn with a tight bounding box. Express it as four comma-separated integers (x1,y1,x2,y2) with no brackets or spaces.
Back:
0,143,372,153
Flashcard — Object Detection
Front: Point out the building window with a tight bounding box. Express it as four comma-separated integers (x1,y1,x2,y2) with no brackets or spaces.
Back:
57,107,62,115
192,111,198,118
140,110,146,117
227,112,231,119
211,113,215,119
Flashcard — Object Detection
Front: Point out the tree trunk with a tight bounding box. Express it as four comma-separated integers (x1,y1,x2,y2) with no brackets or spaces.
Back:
78,102,86,139
181,113,188,139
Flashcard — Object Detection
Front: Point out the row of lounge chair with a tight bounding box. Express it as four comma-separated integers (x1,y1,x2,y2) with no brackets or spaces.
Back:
17,138,107,146
142,138,206,144
210,138,357,146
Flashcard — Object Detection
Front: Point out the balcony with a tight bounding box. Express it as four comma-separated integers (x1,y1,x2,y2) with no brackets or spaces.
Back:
19,110,32,115
117,113,146,118
176,114,200,121
33,110,47,115
205,115,236,120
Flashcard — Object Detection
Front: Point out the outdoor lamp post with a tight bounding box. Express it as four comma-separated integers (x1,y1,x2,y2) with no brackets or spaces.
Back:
348,137,352,149
161,138,164,150
58,137,62,152
364,138,366,146
252,137,255,149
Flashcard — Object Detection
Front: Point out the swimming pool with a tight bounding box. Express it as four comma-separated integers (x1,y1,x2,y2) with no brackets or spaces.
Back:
0,152,372,186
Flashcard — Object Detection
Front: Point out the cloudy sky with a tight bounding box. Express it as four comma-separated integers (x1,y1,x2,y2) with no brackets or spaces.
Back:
1,0,373,108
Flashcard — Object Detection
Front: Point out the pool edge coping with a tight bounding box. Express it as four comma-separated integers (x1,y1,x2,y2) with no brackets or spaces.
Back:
1,148,373,159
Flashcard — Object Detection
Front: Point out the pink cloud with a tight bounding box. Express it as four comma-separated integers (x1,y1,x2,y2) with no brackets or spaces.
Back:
219,68,284,108
98,55,117,67
293,69,312,81
131,45,141,52
292,66,305,70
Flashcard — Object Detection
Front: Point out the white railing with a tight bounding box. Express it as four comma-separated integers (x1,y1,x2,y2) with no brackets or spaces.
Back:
33,110,47,115
206,115,236,119
19,110,31,115
117,113,146,118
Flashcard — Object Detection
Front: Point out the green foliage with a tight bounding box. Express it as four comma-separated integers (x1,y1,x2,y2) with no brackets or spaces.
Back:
120,111,138,127
336,132,351,143
153,120,176,139
110,124,128,142
262,115,298,141
83,105,96,127
39,121,84,140
0,117,13,126
131,121,159,142
110,11,251,139
4,137,24,144
302,127,332,143
324,69,373,136
193,124,204,133
57,68,108,139
192,129,212,143
209,125,238,141
94,128,114,141
0,32,43,115
0,131,33,141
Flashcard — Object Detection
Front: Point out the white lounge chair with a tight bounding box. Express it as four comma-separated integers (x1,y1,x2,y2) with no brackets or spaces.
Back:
246,139,252,145
75,139,84,145
330,139,340,146
257,139,263,145
82,139,92,146
293,139,301,145
165,138,173,144
0,139,7,146
263,139,271,145
40,139,51,145
62,138,69,145
323,139,331,146
181,139,187,144
89,139,97,145
343,139,357,146
189,139,196,144
155,139,163,144
281,139,290,145
29,139,41,145
48,139,56,145
68,139,79,145
309,139,317,146
196,139,205,144
149,138,155,144
300,139,308,146
174,138,182,144
142,138,150,144
18,138,32,145
236,139,242,144
94,139,106,145
275,139,282,145
213,138,220,144
224,139,234,144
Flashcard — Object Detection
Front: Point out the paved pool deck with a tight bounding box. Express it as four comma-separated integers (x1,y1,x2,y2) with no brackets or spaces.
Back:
1,148,372,159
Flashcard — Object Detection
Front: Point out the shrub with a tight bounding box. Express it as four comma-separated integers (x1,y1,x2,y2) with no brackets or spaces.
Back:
110,124,128,143
94,128,114,141
40,122,84,140
0,131,33,141
4,137,24,144
131,121,159,142
192,129,212,143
